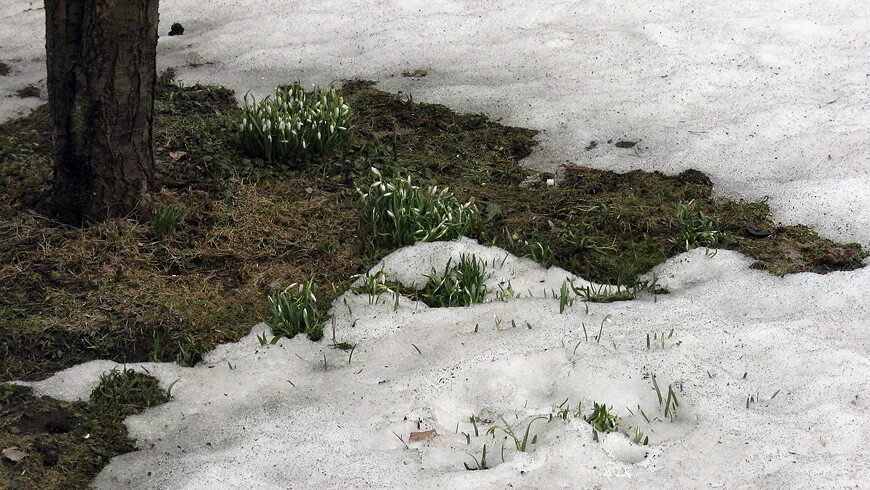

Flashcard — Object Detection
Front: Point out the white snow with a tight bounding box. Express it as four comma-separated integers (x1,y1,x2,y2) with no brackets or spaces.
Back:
3,1,870,488
21,240,870,489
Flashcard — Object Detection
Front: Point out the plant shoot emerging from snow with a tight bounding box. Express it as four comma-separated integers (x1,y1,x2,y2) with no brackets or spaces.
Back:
419,254,488,307
268,275,325,341
352,266,395,305
90,367,175,415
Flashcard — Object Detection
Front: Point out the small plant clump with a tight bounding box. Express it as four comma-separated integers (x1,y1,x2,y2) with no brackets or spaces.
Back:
418,254,488,307
585,402,619,441
646,329,681,350
358,168,480,247
268,275,325,341
150,204,183,238
486,415,548,453
672,200,722,253
239,83,351,165
352,266,394,304
90,367,174,415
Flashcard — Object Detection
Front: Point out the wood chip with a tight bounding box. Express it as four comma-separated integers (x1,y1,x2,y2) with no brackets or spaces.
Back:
169,150,188,161
2,446,25,462
409,429,436,442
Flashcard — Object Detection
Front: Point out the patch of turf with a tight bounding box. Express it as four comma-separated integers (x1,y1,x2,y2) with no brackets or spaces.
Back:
90,368,173,417
0,384,139,489
481,164,865,283
0,81,380,382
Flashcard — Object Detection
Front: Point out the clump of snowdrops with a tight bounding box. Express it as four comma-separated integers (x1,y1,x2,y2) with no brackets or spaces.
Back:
239,82,351,165
358,167,480,247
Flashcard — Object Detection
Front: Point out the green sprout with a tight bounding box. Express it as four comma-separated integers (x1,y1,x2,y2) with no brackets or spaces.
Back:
651,374,681,421
151,204,183,238
486,416,548,453
585,402,618,441
559,280,571,313
352,266,394,305
464,444,489,470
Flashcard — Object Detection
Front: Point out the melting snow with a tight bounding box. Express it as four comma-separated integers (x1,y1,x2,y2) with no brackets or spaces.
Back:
23,240,870,488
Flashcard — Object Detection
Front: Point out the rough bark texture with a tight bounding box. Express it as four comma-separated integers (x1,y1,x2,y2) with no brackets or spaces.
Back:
45,0,158,225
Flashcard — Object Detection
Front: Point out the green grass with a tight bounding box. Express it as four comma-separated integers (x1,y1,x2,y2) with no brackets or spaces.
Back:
359,168,480,247
417,254,488,307
150,204,184,238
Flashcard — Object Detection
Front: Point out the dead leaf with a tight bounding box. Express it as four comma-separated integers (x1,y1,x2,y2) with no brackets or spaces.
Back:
169,151,188,161
409,429,436,442
2,446,25,462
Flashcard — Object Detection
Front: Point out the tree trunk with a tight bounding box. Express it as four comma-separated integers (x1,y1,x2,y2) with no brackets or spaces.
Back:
45,0,158,225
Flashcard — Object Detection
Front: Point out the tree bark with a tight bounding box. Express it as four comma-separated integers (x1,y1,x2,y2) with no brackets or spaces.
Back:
45,0,158,225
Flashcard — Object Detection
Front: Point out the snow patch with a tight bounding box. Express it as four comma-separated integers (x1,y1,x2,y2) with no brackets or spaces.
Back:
23,241,870,488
